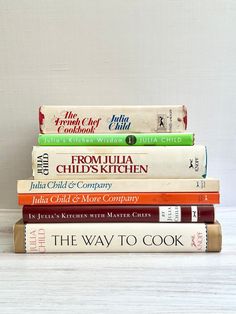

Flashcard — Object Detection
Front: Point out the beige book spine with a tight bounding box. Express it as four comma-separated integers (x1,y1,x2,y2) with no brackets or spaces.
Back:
40,105,187,134
32,145,207,180
13,220,222,253
17,178,220,194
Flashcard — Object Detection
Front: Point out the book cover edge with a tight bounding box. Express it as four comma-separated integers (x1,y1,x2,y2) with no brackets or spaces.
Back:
13,219,26,253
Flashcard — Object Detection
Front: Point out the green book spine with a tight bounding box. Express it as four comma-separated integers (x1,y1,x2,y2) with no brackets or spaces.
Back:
38,133,194,146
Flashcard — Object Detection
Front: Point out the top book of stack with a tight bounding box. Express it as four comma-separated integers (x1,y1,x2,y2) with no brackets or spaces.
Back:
39,105,187,134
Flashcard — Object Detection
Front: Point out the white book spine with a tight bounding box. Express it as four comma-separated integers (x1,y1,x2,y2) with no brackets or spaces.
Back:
17,178,219,193
32,145,207,180
24,222,208,253
39,105,187,134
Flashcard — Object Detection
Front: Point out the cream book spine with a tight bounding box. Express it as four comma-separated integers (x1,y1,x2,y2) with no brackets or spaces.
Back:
14,220,222,253
17,178,219,194
39,105,187,134
32,145,207,180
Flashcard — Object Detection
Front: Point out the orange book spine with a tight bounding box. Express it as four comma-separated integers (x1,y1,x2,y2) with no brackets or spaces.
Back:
18,192,220,206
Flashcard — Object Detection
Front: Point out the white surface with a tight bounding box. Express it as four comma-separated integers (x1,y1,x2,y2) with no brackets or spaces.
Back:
1,0,236,208
0,207,235,313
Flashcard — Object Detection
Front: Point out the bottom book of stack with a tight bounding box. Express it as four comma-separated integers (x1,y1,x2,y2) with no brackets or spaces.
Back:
14,213,222,253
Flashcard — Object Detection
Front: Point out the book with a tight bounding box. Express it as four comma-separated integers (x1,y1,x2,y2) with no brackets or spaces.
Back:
38,133,194,146
22,205,215,223
17,178,220,194
32,145,207,180
18,192,220,205
39,105,187,134
14,220,222,253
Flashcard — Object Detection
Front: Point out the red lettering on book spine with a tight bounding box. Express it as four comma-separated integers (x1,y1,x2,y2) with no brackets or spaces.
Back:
39,107,45,133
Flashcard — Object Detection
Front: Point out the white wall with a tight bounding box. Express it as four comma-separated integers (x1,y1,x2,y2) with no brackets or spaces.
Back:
0,0,236,208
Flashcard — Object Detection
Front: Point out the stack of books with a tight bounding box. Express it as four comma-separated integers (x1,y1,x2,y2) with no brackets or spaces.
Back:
14,105,222,253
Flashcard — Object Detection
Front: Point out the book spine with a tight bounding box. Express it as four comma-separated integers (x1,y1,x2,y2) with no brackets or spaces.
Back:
14,221,222,253
18,192,220,205
39,105,187,134
38,133,194,146
22,205,215,223
32,145,207,180
17,178,220,194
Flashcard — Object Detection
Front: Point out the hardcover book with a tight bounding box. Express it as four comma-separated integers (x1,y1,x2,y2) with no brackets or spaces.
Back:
14,220,222,253
17,178,220,194
18,192,220,205
38,133,194,146
32,145,207,180
39,105,187,134
22,205,215,223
